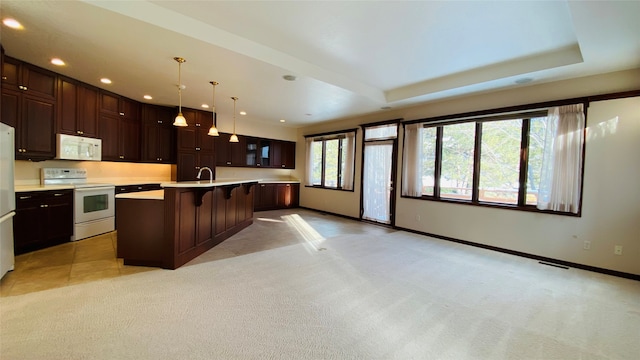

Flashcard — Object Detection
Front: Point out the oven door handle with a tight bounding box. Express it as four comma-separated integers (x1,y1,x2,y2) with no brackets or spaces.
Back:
74,186,115,193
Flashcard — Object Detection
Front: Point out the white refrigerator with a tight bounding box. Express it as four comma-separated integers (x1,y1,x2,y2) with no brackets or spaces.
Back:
0,122,16,279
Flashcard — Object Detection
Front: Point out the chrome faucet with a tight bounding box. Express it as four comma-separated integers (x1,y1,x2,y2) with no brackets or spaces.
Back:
196,166,213,181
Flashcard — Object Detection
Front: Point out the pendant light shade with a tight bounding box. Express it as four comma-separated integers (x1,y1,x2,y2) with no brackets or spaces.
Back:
230,96,239,143
207,81,220,136
173,57,188,127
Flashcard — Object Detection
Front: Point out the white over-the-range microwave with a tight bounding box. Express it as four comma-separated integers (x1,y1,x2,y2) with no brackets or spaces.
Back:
56,134,102,161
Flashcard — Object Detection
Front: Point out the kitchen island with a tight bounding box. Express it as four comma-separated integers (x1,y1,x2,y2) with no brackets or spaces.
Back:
116,179,258,269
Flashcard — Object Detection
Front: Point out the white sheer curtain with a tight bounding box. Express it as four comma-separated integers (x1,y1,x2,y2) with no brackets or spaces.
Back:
402,123,423,197
362,141,393,223
341,132,356,190
304,137,314,186
537,104,585,213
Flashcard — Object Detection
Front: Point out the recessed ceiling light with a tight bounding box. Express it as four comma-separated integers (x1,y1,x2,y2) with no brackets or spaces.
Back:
201,104,209,109
144,95,153,100
282,74,297,81
239,111,247,116
515,77,533,84
50,58,65,66
381,106,392,110
100,78,112,84
279,119,286,123
2,18,23,29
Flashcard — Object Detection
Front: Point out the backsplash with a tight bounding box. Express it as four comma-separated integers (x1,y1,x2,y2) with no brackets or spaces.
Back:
14,160,298,185
14,160,173,185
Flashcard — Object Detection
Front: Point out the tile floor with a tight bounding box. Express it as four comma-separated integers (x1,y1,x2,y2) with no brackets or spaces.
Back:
0,231,157,297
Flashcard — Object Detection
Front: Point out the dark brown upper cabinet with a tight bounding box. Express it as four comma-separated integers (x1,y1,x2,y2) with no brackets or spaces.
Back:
1,57,56,160
57,76,99,138
141,104,176,164
175,108,216,181
1,56,56,100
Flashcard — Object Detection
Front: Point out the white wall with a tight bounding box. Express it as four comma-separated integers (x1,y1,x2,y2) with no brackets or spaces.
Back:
297,68,640,275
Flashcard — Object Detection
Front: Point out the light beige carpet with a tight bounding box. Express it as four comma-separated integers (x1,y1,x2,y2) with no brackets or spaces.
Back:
1,211,639,359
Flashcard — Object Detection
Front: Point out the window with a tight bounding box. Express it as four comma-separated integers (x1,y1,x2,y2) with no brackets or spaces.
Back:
402,105,585,215
305,130,356,190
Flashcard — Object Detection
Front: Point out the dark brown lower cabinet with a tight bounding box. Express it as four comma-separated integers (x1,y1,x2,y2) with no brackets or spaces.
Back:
255,183,299,211
116,182,256,269
14,190,73,254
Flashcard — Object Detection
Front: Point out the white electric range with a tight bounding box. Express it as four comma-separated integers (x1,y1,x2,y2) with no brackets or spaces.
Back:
41,168,115,241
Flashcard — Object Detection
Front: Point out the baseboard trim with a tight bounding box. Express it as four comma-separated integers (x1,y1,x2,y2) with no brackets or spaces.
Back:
298,206,360,221
397,226,640,282
296,206,639,281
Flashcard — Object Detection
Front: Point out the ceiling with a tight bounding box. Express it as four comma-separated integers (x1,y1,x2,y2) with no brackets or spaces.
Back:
1,1,638,128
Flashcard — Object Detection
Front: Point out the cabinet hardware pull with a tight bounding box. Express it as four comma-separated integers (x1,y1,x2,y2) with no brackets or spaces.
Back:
158,120,162,124
226,161,231,165
119,112,125,116
19,196,31,200
195,166,200,169
195,147,200,151
40,204,49,208
195,123,201,127
282,164,285,167
80,131,84,135
119,155,124,159
54,193,63,196
1,76,6,80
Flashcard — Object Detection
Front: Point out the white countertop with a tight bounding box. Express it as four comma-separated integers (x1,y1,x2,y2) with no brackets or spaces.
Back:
115,190,164,200
15,184,75,192
161,179,261,188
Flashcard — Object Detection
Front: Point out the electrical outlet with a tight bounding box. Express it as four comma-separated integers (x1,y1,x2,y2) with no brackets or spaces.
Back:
583,241,591,250
614,245,623,255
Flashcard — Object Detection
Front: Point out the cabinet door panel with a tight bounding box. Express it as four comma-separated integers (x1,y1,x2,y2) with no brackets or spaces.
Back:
21,96,55,158
215,133,231,166
158,125,175,163
271,141,282,168
47,195,74,239
177,152,197,181
22,65,56,99
198,153,215,180
100,92,119,115
1,58,19,88
214,188,226,236
120,118,140,161
58,78,78,135
196,191,213,245
177,191,196,254
120,97,139,120
99,114,120,160
142,123,159,162
78,85,98,137
13,201,43,254
225,187,237,229
177,127,197,152
282,141,296,169
1,90,19,128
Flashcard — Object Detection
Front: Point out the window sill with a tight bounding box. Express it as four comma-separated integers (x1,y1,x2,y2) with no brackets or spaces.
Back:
305,185,355,193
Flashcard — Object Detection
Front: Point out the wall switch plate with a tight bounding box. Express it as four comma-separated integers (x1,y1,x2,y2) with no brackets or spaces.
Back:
415,215,421,221
583,240,591,250
614,245,623,255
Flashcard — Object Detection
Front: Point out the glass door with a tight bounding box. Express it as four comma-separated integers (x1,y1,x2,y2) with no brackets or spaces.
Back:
361,122,398,225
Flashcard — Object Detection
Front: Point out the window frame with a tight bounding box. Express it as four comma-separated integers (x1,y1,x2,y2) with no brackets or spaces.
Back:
401,100,589,217
305,129,357,192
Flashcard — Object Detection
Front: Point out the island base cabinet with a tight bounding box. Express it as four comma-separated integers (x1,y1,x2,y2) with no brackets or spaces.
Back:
116,183,256,270
116,198,165,267
164,186,255,269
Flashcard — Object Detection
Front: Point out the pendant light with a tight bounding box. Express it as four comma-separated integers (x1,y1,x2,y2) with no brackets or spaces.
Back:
229,96,239,143
173,57,188,127
207,81,220,136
